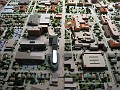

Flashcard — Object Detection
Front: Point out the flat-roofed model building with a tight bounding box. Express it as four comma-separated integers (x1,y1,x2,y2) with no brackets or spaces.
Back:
74,40,82,50
64,83,77,89
55,14,62,19
40,0,50,4
28,14,39,26
64,53,72,60
20,40,46,51
115,15,120,21
27,25,48,36
90,43,98,51
5,39,16,51
82,52,106,69
39,14,50,25
39,25,48,33
51,0,59,4
76,31,94,43
27,27,42,36
4,6,14,9
15,52,45,65
67,0,77,6
18,0,29,5
64,78,73,83
2,6,14,13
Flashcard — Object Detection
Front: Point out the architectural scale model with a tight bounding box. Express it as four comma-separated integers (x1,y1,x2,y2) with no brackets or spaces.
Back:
0,0,120,90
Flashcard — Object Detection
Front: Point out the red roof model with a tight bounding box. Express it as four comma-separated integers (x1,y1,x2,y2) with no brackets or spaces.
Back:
108,40,120,49
102,25,110,38
20,5,27,12
48,5,55,12
80,23,89,30
99,7,107,14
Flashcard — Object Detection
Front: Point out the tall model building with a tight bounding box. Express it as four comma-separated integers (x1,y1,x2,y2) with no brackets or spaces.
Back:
49,35,59,71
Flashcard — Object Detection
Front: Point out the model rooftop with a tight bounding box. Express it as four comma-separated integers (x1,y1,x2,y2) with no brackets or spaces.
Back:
82,52,106,69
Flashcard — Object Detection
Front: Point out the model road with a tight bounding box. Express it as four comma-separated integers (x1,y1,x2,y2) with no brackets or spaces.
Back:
90,7,116,87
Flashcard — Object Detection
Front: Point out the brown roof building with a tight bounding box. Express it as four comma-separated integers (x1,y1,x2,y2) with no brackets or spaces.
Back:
5,39,16,51
20,5,27,12
108,40,120,49
99,7,107,14
27,27,42,36
48,5,55,12
102,25,110,38
73,15,89,31
79,23,89,30
0,0,7,5
18,0,29,5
